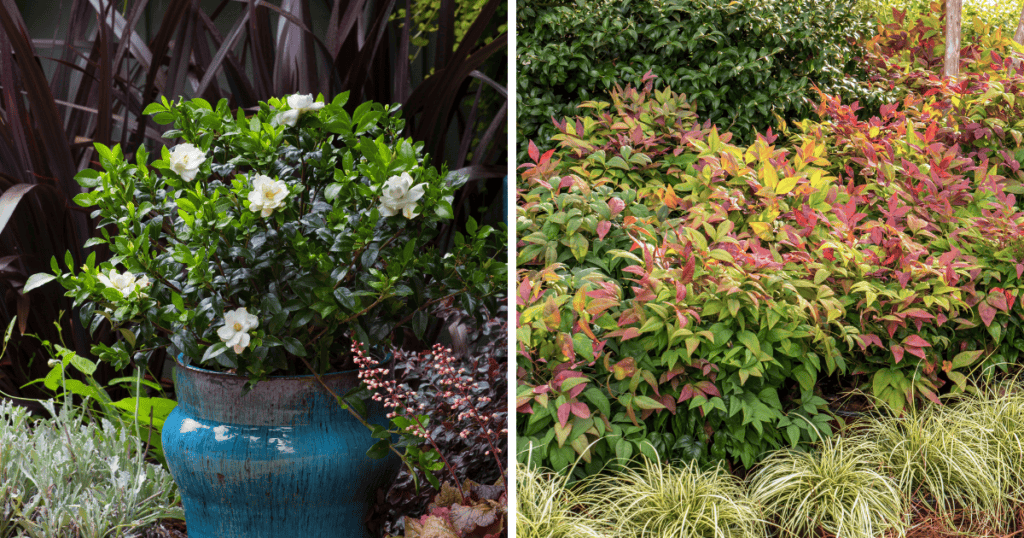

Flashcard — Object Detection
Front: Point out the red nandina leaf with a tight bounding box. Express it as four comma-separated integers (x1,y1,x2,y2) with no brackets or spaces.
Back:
607,327,640,340
905,345,927,360
557,402,571,427
517,277,532,306
516,403,533,414
902,335,930,348
608,197,625,216
978,301,997,327
680,255,695,284
558,176,573,189
920,388,941,405
695,380,720,398
612,358,636,380
570,402,590,419
856,334,883,350
677,384,695,403
597,220,611,240
987,292,1008,312
659,394,677,414
893,345,905,364
540,149,556,166
1017,263,1023,279
528,140,539,163
557,333,575,361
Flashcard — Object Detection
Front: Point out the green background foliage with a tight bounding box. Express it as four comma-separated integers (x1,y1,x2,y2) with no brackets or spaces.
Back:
516,0,884,163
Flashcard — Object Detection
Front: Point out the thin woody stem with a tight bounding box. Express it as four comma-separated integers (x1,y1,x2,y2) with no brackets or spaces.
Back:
297,354,406,461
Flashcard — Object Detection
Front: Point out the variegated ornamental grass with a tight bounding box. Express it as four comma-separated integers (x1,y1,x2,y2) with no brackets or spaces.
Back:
943,378,1024,507
748,436,906,538
581,457,765,538
516,462,609,538
852,403,1014,531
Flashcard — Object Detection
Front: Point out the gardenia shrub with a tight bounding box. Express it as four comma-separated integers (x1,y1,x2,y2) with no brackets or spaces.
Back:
517,0,883,163
29,93,505,383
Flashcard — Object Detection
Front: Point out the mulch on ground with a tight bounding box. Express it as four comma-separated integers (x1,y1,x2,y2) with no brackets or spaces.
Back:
140,518,187,538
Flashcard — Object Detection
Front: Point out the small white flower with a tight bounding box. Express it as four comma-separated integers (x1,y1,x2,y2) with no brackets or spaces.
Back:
168,143,206,182
217,307,258,354
379,172,425,219
97,269,150,298
247,174,289,217
272,94,325,127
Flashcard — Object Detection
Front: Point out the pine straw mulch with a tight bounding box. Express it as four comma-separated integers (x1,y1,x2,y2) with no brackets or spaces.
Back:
899,504,1024,538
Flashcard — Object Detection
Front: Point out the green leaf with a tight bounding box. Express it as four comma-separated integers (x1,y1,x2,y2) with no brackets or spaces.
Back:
366,439,390,459
633,395,665,410
23,273,57,293
951,349,983,369
202,343,228,363
282,337,307,357
615,437,633,462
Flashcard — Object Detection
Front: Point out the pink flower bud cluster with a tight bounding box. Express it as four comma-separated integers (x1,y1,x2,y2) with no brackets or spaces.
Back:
354,341,505,457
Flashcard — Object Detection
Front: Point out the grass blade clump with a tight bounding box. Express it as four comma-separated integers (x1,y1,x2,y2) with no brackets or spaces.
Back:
854,402,1012,531
516,462,608,538
748,436,907,538
583,457,765,538
944,378,1024,502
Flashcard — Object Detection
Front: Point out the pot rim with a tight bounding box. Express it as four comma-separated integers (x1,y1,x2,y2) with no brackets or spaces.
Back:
174,352,385,380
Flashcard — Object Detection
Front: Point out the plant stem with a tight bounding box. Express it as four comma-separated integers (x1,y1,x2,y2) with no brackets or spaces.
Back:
296,354,407,461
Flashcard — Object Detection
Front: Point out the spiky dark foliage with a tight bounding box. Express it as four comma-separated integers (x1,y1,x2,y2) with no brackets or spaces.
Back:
0,0,506,405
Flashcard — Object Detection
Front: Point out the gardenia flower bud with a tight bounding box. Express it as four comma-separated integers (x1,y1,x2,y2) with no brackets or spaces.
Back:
379,172,425,219
217,307,258,354
97,269,150,298
272,94,325,128
168,143,206,182
247,174,289,217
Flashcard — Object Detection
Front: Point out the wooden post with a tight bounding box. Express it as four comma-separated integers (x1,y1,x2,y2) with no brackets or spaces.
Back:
943,0,962,78
1014,4,1024,72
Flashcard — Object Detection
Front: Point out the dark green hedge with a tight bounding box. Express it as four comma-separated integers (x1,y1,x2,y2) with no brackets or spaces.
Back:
516,0,883,162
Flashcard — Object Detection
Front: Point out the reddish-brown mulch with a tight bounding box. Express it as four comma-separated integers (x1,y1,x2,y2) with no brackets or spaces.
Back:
898,505,1024,538
140,518,187,538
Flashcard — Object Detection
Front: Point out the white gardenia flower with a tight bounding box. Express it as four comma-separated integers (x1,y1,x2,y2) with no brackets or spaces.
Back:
247,174,289,217
272,94,325,128
97,269,150,298
217,307,259,354
168,143,206,182
379,172,425,219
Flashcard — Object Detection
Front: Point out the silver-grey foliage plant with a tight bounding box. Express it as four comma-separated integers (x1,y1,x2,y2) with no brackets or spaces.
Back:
0,399,182,538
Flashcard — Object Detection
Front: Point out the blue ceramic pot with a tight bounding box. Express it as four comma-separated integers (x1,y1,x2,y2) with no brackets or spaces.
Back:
162,360,399,538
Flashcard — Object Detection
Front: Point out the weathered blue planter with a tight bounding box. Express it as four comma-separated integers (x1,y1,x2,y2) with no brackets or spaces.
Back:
162,360,399,538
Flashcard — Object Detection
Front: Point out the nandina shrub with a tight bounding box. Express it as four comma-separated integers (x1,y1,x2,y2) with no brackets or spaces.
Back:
517,81,848,475
857,5,1024,183
793,87,1024,412
517,77,1024,476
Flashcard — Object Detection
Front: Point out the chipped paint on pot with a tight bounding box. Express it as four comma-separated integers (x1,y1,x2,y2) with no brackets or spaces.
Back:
162,359,399,538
